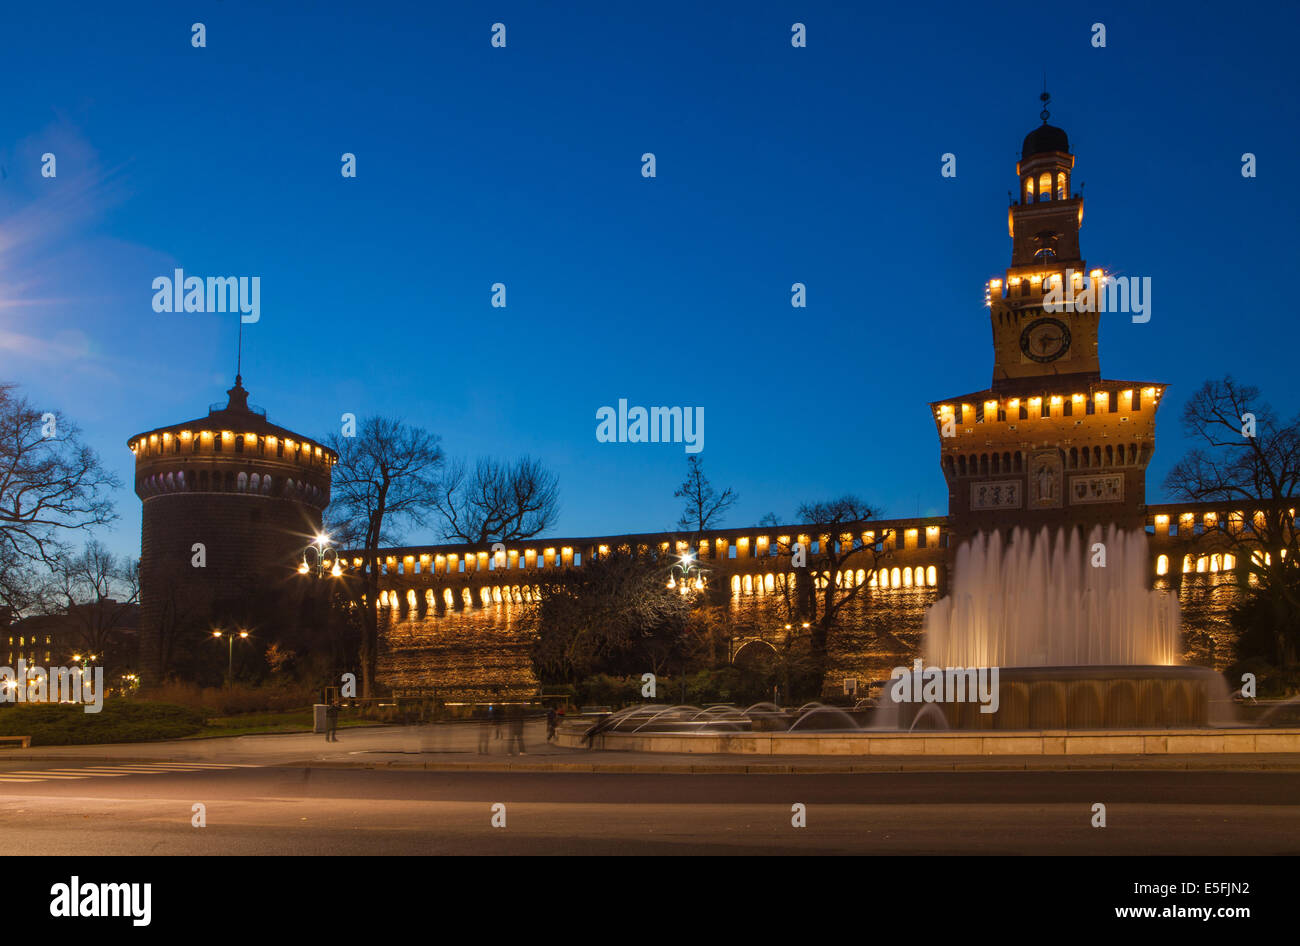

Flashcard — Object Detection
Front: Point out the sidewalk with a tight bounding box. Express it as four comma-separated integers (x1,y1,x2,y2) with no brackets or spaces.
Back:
4,720,1300,773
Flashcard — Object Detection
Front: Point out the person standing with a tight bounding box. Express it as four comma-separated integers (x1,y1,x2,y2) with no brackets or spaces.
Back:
325,701,339,742
508,705,526,756
478,705,492,754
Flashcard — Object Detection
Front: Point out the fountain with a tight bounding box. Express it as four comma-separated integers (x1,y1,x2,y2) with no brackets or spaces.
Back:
580,525,1240,741
881,524,1232,730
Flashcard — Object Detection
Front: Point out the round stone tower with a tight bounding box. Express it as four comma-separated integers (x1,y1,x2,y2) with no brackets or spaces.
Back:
128,377,336,681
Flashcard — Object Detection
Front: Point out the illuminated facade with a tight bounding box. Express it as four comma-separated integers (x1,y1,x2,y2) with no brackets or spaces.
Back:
933,112,1163,541
128,377,336,681
363,109,1269,698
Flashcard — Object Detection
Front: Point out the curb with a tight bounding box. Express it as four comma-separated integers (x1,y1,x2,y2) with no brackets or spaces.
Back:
292,756,1300,774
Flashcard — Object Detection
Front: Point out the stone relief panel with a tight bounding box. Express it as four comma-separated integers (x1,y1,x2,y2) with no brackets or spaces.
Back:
1069,473,1124,505
971,479,1023,510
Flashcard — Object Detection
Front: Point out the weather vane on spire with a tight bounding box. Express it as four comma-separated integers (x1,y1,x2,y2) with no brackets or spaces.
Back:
1040,76,1051,124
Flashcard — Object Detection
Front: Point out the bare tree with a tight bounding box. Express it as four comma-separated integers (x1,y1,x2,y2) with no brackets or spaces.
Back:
433,455,559,544
1165,376,1300,661
674,456,737,532
51,541,140,661
325,416,444,697
768,497,893,689
0,383,119,614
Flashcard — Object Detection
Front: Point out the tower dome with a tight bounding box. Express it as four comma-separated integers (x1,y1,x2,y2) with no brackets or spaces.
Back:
1021,123,1069,160
128,377,337,681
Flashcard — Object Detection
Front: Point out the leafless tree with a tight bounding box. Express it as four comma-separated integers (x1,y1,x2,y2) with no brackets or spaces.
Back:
50,541,139,660
325,416,445,696
1165,376,1300,660
767,497,894,687
433,455,559,544
674,456,737,532
0,383,119,615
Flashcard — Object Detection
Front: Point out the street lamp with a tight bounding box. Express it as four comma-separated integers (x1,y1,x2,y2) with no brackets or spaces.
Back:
299,532,342,578
666,551,707,595
212,628,249,688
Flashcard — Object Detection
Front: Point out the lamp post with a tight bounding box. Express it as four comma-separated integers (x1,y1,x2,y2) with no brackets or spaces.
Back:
666,551,707,596
212,629,249,688
299,532,341,578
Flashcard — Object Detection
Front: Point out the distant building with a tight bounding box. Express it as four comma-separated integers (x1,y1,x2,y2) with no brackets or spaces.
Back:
8,600,140,674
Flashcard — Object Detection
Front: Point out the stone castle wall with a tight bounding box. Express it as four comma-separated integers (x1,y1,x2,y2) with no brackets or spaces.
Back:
369,501,1261,699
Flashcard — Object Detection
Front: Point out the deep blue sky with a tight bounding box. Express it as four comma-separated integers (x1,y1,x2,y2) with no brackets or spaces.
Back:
2,0,1296,559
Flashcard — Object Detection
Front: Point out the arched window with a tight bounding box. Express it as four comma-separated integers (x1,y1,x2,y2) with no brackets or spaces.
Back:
1156,554,1169,576
926,565,937,586
1025,176,1035,202
1056,171,1066,199
1038,172,1052,201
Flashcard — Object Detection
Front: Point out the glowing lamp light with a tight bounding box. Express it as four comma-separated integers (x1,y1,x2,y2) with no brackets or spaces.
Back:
297,562,309,574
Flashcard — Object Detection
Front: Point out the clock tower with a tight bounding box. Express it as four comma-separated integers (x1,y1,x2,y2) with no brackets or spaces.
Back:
932,94,1166,542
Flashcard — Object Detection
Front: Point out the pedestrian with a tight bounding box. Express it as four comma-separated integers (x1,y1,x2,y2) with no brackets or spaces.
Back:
478,704,492,754
546,706,557,742
508,705,526,756
325,700,339,743
493,703,504,746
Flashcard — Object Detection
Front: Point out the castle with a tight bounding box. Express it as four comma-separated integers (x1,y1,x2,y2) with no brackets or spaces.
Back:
128,377,336,680
130,110,1254,694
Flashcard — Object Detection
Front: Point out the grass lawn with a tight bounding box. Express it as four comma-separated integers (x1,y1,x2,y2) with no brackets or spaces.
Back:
0,702,382,746
0,702,205,746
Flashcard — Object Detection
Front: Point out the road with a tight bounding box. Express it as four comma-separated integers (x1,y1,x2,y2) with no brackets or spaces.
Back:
1,751,1297,855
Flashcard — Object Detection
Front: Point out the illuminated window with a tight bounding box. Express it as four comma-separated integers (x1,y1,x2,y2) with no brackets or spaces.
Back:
926,565,937,586
1038,172,1051,201
1025,176,1035,202
1056,171,1066,199
1156,555,1169,576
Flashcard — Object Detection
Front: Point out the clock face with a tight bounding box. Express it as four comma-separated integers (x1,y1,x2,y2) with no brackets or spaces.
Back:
1020,317,1071,363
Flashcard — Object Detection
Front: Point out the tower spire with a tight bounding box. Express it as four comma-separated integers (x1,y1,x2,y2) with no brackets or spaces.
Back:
1040,78,1051,124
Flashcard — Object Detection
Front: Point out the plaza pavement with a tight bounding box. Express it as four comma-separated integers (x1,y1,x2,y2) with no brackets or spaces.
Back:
3,719,1300,773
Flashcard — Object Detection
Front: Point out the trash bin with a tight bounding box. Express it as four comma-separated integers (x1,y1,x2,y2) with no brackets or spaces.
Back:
313,704,329,734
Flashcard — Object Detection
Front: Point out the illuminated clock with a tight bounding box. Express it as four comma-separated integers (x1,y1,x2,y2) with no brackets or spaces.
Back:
1020,317,1071,363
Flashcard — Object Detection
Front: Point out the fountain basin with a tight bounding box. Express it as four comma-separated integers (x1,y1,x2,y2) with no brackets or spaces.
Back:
884,665,1230,730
